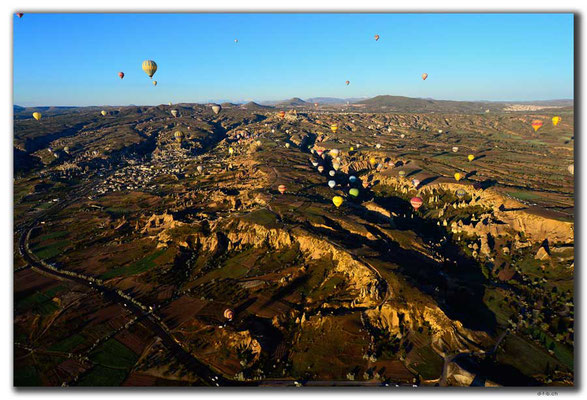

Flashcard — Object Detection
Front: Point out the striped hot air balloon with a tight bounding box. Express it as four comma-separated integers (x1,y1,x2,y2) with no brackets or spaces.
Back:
410,197,423,210
278,184,286,194
531,120,543,132
224,309,234,320
142,60,157,78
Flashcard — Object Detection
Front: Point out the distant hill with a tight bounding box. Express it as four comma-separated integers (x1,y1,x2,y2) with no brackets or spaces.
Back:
239,102,274,110
274,97,308,107
305,97,366,105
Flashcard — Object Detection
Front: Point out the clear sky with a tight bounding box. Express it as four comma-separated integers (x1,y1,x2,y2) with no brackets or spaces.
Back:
13,13,574,106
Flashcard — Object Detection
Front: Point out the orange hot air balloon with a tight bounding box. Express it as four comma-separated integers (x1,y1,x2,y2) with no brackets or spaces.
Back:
531,120,543,132
224,309,234,320
410,197,423,210
552,116,561,126
278,184,286,194
374,34,380,41
279,111,285,118
118,72,124,79
422,73,428,80
345,80,350,86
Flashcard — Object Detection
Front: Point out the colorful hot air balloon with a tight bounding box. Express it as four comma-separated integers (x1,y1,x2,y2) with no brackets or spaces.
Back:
101,110,107,116
152,80,157,86
328,180,336,188
278,184,286,194
349,188,359,197
411,178,420,188
32,112,41,121
118,72,124,79
552,116,561,126
212,105,222,115
345,80,350,86
374,34,380,41
332,196,343,208
531,120,543,132
330,124,338,133
317,166,324,173
456,189,466,199
410,197,423,210
16,13,23,18
468,154,475,162
174,130,183,142
398,170,406,178
454,172,462,181
224,308,234,320
142,60,157,78
422,73,428,81
171,109,178,117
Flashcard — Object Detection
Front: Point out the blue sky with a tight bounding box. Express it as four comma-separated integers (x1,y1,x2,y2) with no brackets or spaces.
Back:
13,13,574,106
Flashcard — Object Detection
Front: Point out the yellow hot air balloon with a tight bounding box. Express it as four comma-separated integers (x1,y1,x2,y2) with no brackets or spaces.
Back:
228,147,234,155
552,116,561,126
174,130,183,142
369,157,377,165
152,80,157,86
32,112,41,121
101,110,107,116
330,124,338,133
142,60,157,78
467,154,475,162
332,196,343,208
350,146,354,151
454,172,462,182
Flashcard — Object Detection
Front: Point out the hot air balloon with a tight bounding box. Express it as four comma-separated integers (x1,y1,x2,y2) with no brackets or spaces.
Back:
568,164,574,175
328,180,336,188
422,73,428,81
345,80,350,86
349,188,359,197
171,109,178,117
349,176,357,183
64,146,70,153
285,143,290,148
552,116,561,126
400,134,405,139
197,165,203,173
229,147,234,155
279,111,285,118
332,161,340,171
278,184,286,194
224,308,234,320
452,146,459,153
118,72,124,79
316,149,324,156
32,112,42,121
350,146,354,151
101,110,107,116
374,34,380,41
531,120,543,132
369,157,377,165
174,130,183,142
468,154,475,162
212,105,222,115
152,80,157,86
398,170,406,178
330,124,338,133
314,103,319,107
142,60,157,78
376,143,381,149
410,197,423,210
454,172,462,181
329,170,336,177
16,13,23,18
311,161,319,167
317,166,324,173
332,196,343,208
234,39,238,43
412,178,420,188
456,189,466,199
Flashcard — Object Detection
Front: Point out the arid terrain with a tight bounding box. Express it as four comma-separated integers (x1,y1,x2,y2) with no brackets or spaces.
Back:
13,100,574,387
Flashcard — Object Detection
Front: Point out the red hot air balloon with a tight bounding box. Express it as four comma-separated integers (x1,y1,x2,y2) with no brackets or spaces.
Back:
278,184,286,194
224,309,234,320
410,197,423,210
345,80,350,86
17,13,23,18
118,72,124,79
